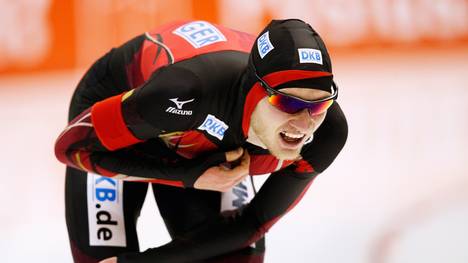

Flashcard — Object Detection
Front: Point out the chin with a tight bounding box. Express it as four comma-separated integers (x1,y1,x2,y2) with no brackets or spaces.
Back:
274,150,301,160
268,144,302,160
258,134,303,160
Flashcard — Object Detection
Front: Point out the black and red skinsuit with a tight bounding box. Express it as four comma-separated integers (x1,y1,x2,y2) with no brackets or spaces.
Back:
55,20,348,263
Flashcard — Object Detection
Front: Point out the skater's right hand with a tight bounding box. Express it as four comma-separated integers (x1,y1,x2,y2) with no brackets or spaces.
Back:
194,148,250,192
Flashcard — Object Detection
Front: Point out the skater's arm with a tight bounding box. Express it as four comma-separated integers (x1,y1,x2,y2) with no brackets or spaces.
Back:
116,103,348,262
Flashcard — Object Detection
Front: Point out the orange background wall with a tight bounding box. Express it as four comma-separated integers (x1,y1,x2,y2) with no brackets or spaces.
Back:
1,0,467,75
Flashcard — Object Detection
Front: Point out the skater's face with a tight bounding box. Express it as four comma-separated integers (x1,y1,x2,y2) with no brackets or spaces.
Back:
250,88,331,160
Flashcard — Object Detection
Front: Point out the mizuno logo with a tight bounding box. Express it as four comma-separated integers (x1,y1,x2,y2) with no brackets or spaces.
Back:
166,98,194,116
169,98,194,109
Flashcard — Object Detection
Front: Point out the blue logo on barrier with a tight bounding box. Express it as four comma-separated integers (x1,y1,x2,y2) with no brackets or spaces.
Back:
173,21,226,48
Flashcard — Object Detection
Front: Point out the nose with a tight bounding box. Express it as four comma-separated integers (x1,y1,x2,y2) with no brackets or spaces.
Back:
288,109,313,131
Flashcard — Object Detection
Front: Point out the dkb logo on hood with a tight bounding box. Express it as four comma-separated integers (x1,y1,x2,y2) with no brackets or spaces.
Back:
257,31,274,59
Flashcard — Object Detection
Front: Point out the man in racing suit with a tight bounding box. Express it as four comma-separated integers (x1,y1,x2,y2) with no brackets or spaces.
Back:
55,19,348,263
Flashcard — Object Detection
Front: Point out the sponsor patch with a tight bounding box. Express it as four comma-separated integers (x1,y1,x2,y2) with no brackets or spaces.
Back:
257,31,274,59
198,114,228,140
87,173,126,247
221,178,255,212
173,21,226,48
298,48,323,64
221,178,255,247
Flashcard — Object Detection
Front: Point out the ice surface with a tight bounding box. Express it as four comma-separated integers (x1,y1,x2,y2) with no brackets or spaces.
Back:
1,47,467,262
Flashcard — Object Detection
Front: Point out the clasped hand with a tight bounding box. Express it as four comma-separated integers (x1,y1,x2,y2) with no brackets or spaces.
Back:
97,148,250,263
193,147,250,192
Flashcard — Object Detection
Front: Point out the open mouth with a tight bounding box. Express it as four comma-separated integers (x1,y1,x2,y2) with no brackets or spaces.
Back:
279,131,305,147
